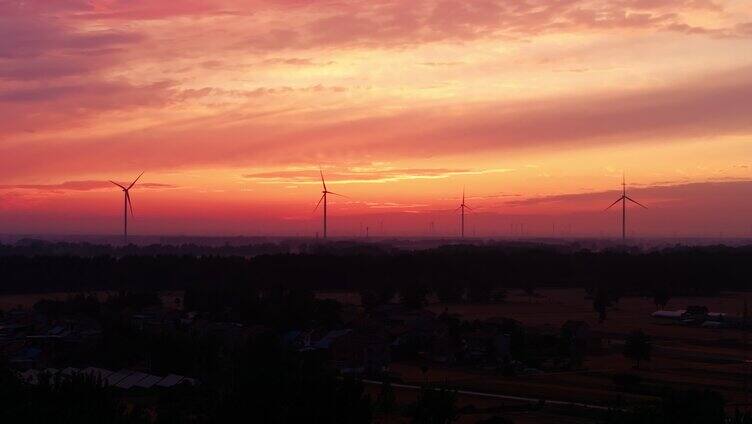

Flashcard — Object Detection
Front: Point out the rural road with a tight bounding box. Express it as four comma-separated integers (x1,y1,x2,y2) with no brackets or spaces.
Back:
361,379,615,411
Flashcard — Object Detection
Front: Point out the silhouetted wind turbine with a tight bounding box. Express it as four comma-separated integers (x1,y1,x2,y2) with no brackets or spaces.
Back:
110,172,143,244
313,169,347,239
455,188,472,238
605,173,647,242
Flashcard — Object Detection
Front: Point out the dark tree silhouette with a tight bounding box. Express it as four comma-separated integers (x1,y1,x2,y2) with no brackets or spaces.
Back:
593,289,611,323
2,243,752,298
476,417,515,424
0,365,145,423
436,284,464,304
523,282,536,304
410,385,459,424
375,379,396,423
623,330,652,369
605,388,726,424
653,288,671,310
400,285,429,309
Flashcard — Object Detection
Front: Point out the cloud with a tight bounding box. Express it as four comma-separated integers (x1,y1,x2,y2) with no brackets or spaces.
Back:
0,80,177,138
420,61,465,66
230,0,749,51
287,65,752,157
503,179,752,209
2,63,751,179
0,0,751,180
243,166,512,184
0,180,175,192
363,201,431,209
262,57,333,66
0,15,142,59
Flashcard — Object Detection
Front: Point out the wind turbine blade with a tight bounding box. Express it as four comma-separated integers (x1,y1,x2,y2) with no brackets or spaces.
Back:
454,205,462,213
125,191,134,217
320,169,327,191
604,197,624,211
626,196,648,209
462,187,465,204
327,191,349,199
127,171,144,190
313,193,325,213
464,204,474,211
110,181,126,190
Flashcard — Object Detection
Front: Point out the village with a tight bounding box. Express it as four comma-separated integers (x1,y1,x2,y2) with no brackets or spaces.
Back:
3,284,749,421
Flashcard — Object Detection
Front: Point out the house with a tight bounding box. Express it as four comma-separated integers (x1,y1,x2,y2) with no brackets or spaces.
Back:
463,329,511,362
652,309,686,320
19,366,198,389
9,346,42,369
429,327,462,363
561,320,601,350
327,330,390,375
375,306,438,353
310,329,390,374
652,306,723,326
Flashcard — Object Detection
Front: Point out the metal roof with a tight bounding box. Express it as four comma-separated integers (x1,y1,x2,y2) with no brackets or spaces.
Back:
115,371,149,389
82,367,113,380
134,374,163,388
156,374,186,387
105,370,132,386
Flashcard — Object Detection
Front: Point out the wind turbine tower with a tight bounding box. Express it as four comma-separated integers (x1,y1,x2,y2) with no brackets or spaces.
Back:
314,169,346,239
110,172,144,245
605,173,647,242
456,188,472,238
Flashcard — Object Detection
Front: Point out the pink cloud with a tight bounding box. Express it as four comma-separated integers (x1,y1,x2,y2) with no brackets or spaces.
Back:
2,65,751,178
0,180,174,192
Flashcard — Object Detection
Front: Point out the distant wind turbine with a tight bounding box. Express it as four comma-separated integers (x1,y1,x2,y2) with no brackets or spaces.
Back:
455,188,472,238
605,173,647,242
313,169,347,239
110,172,143,244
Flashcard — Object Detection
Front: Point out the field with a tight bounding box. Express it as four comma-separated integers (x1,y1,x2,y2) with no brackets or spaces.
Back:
325,288,752,422
6,288,750,422
0,291,184,311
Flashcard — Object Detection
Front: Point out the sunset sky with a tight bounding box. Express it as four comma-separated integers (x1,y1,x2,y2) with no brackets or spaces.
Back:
1,0,752,238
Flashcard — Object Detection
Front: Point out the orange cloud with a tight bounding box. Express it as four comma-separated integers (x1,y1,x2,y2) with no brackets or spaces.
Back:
2,0,752,236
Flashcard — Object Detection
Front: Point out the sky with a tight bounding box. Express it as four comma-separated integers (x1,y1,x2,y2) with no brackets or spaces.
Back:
1,0,752,238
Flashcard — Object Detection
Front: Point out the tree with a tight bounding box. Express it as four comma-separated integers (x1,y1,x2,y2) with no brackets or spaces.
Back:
604,388,726,424
623,330,651,369
523,282,536,304
375,380,396,423
410,385,459,424
476,417,515,424
653,288,670,310
661,389,725,424
0,365,146,423
436,284,464,304
593,289,611,323
491,289,507,302
729,410,752,424
359,289,381,310
400,285,429,309
467,282,494,303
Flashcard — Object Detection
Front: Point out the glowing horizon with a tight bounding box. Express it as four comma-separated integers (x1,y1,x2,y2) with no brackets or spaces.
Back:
1,0,752,238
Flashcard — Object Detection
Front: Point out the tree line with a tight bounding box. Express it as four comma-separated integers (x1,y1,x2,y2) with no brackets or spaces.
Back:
1,243,751,297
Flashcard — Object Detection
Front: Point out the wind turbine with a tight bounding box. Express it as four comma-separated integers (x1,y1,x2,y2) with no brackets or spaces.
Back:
313,169,346,239
605,173,647,243
455,188,472,238
110,172,143,244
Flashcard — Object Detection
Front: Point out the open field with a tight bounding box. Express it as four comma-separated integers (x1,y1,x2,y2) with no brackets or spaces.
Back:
0,291,184,312
324,288,752,422
6,288,750,422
